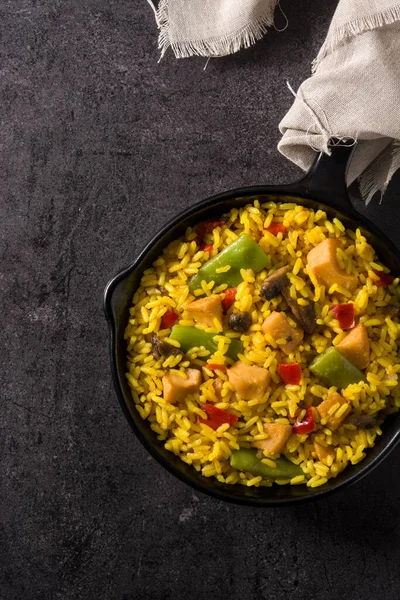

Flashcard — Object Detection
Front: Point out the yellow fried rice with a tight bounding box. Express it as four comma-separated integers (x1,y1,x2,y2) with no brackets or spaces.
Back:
124,198,400,489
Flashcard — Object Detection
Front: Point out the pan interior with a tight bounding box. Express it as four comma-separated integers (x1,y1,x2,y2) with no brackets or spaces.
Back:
105,191,400,505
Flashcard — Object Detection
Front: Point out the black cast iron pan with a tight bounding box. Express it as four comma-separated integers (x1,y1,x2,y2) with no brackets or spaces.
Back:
104,143,400,506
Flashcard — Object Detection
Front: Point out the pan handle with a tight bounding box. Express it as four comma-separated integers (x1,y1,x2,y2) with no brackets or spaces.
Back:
292,141,357,214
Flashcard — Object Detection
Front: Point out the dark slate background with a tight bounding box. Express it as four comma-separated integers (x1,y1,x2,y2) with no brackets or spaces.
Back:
2,1,400,599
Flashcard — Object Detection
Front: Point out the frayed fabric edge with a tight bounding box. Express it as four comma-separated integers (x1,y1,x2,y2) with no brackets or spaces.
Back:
312,4,400,72
358,141,400,204
153,0,279,59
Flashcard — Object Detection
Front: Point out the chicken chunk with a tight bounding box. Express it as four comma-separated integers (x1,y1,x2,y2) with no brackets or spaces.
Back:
335,323,370,370
314,441,335,463
252,423,293,456
262,311,304,354
213,378,224,399
228,361,270,401
307,238,357,292
316,392,351,431
185,294,223,328
162,368,202,404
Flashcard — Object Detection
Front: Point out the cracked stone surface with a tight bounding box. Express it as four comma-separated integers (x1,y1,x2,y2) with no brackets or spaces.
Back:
1,1,400,599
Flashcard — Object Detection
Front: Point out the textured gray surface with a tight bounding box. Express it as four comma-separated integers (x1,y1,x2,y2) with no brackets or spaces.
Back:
1,1,400,599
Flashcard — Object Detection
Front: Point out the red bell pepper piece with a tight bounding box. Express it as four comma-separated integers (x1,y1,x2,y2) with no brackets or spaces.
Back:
161,309,179,329
292,407,315,435
206,364,227,372
266,222,286,236
278,363,302,385
331,303,355,329
370,269,395,287
199,403,238,430
196,219,224,243
199,243,213,253
221,288,237,312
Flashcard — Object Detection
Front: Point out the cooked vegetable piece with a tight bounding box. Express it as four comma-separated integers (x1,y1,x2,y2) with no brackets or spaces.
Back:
278,363,302,385
151,335,182,359
262,311,304,354
228,311,252,332
307,238,357,292
162,368,202,404
331,303,355,329
221,287,237,312
196,219,224,243
252,422,293,455
161,309,179,329
386,304,400,319
370,269,395,287
309,346,366,389
230,448,303,479
346,414,375,428
189,233,270,292
199,403,238,430
284,297,317,334
335,323,370,370
261,267,317,333
316,391,351,431
314,441,335,463
266,222,286,236
185,294,223,328
292,407,315,434
200,243,213,253
170,325,243,360
228,361,270,400
260,266,289,300
206,363,227,372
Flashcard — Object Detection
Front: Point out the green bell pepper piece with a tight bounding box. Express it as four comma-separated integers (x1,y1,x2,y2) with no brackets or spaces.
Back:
309,346,367,390
189,233,270,292
169,325,243,361
230,448,303,479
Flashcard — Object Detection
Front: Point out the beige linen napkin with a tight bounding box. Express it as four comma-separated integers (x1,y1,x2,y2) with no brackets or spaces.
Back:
148,0,279,58
279,0,400,203
148,0,400,202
